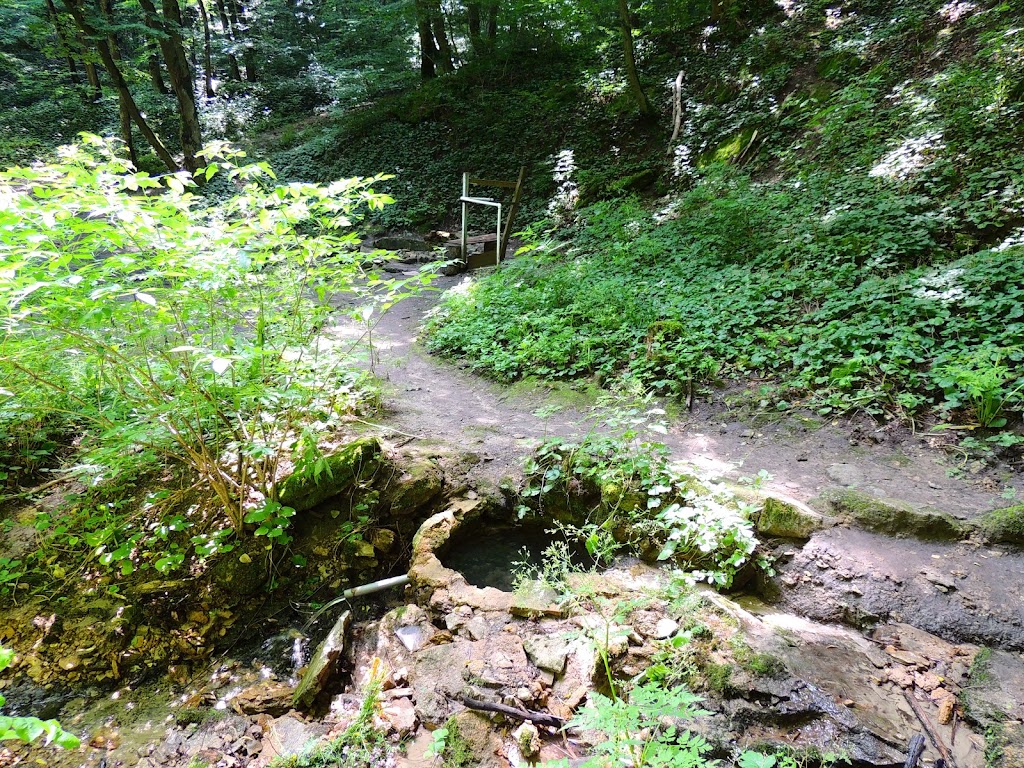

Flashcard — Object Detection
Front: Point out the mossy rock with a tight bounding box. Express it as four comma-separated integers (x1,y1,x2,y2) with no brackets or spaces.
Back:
277,437,382,513
812,489,966,541
380,454,444,518
210,541,268,596
976,505,1024,547
756,497,824,540
697,126,758,167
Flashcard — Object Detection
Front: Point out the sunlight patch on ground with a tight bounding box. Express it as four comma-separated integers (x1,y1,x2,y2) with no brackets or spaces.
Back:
869,131,944,180
913,265,967,303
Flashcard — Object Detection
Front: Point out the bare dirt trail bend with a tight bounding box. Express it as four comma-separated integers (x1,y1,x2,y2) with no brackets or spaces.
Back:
332,269,1024,653
342,273,1019,517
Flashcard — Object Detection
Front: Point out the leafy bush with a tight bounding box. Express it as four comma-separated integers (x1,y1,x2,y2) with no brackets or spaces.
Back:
520,429,765,588
0,134,435,576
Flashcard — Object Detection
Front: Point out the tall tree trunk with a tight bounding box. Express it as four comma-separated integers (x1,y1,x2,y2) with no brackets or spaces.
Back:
226,0,257,81
98,0,119,58
213,0,241,81
414,0,437,79
430,5,454,73
467,3,482,52
486,2,497,39
138,0,203,172
617,0,654,118
74,23,103,100
60,0,177,171
197,0,216,97
98,0,139,166
44,0,82,84
147,42,169,94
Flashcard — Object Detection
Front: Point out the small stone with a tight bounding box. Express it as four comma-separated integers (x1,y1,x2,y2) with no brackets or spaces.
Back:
654,619,679,640
380,697,417,736
514,722,541,759
843,699,855,707
938,697,955,724
58,655,81,671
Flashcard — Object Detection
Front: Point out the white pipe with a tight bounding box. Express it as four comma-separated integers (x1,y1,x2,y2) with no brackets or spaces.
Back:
340,574,410,600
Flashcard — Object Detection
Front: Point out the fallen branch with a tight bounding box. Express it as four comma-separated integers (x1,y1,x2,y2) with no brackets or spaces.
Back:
460,694,567,730
903,692,957,768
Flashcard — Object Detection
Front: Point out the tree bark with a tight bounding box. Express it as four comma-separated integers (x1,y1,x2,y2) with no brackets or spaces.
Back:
486,2,497,39
213,0,242,81
467,2,482,52
617,0,655,118
414,0,437,79
60,0,178,171
226,0,257,81
197,0,216,97
138,0,203,173
147,42,169,93
430,4,455,73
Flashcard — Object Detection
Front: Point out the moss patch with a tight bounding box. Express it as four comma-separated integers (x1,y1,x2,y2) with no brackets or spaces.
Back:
277,437,382,512
977,505,1024,546
813,489,966,542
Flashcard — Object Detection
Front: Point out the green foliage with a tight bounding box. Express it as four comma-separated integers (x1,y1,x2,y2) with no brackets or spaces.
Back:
520,428,764,588
0,134,435,581
425,181,1024,438
425,717,474,768
0,647,79,749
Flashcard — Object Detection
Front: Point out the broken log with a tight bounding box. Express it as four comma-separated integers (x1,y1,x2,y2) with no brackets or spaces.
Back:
459,694,567,730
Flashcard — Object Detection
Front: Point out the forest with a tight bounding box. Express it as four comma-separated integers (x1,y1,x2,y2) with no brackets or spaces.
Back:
0,0,1023,765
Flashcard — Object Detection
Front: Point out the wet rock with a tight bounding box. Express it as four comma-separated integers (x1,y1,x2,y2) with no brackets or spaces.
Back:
277,437,382,513
257,714,328,764
523,633,570,675
231,680,295,716
705,594,988,768
514,721,541,759
756,496,826,540
960,648,1024,727
292,610,351,710
813,488,966,541
977,505,1024,546
211,545,268,596
773,527,1024,649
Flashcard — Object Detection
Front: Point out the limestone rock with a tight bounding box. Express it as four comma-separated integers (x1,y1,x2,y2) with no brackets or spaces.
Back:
231,680,294,716
292,610,351,709
523,633,570,675
380,453,444,518
514,721,541,759
757,496,826,540
450,711,507,768
380,696,418,736
813,489,966,541
277,437,381,513
654,618,680,640
257,714,328,764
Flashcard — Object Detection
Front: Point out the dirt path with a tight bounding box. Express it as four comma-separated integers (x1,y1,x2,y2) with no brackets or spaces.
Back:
337,272,1021,520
